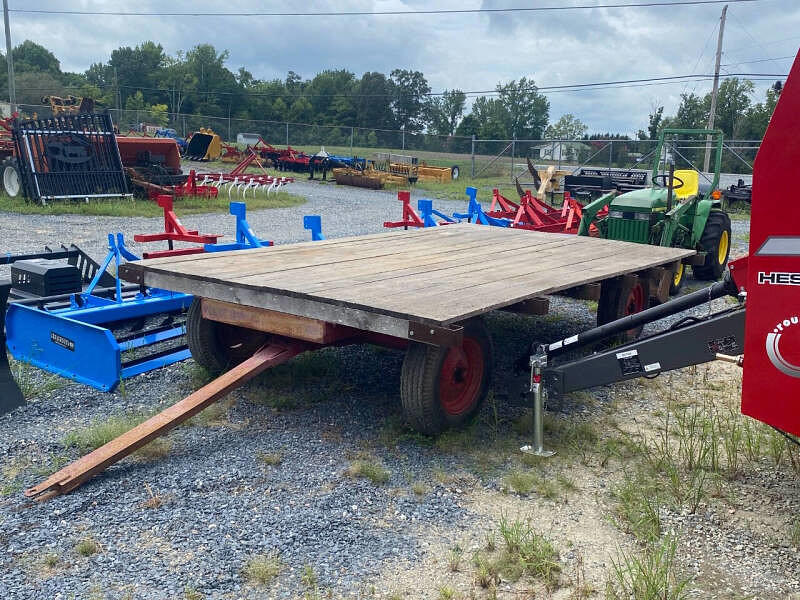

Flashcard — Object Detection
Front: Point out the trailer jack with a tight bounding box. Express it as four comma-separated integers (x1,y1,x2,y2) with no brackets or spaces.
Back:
520,270,745,454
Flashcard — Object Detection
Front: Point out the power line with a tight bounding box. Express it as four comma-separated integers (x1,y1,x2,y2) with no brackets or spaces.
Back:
10,0,766,17
721,55,794,67
11,72,785,99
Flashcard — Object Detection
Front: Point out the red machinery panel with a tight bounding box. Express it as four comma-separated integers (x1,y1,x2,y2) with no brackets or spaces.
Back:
741,49,800,436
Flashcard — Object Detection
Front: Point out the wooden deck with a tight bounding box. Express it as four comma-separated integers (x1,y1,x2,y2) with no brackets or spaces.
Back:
119,224,694,339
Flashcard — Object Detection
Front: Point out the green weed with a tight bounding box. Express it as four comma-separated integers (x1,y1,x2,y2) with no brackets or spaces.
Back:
242,552,282,586
346,458,390,485
606,536,689,600
497,516,560,587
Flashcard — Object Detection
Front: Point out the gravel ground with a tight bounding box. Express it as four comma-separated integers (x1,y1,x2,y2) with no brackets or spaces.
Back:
1,180,786,600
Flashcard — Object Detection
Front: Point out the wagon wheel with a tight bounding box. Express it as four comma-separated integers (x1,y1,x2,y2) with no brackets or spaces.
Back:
400,318,493,435
186,299,269,373
597,275,650,341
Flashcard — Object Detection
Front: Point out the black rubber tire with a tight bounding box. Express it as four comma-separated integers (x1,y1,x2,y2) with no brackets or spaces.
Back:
597,275,651,341
2,157,24,199
400,318,493,436
668,262,686,296
186,298,269,373
692,210,732,281
451,165,460,180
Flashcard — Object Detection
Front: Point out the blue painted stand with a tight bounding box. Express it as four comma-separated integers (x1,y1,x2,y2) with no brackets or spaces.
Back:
204,202,274,252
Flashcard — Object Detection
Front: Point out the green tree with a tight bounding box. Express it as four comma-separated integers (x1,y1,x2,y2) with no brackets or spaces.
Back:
713,78,754,138
471,96,511,139
12,40,60,74
390,69,431,130
125,90,147,111
288,97,313,123
109,41,166,106
424,89,466,135
496,77,549,139
544,114,588,139
354,72,395,129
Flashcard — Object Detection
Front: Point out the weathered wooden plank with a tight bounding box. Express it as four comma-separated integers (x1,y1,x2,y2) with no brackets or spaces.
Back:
201,298,356,343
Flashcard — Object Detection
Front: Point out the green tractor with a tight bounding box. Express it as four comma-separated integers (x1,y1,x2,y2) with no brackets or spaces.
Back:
577,128,731,296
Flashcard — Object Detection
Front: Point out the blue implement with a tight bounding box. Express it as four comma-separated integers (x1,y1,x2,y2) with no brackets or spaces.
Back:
453,187,511,227
303,215,326,241
4,233,193,391
204,202,273,252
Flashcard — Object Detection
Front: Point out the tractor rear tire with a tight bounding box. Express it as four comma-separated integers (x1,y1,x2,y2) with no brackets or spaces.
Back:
597,275,650,341
692,210,732,281
186,298,269,373
2,157,24,199
400,318,493,436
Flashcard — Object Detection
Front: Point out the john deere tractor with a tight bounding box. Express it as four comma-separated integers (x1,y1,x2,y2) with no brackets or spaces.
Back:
577,128,731,295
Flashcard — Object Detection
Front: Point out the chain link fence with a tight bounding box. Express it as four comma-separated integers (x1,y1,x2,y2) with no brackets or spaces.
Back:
14,103,760,183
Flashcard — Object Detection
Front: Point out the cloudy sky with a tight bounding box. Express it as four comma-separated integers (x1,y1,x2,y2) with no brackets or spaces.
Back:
7,0,799,134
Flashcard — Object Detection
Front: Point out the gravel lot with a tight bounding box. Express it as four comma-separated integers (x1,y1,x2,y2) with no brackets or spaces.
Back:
3,181,795,600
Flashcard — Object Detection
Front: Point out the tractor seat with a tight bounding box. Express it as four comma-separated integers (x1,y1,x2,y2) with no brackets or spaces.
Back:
672,169,699,199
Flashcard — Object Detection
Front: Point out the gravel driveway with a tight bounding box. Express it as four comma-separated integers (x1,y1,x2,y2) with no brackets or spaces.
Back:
1,181,780,600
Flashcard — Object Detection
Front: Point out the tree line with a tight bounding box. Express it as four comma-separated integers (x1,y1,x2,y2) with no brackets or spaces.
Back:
0,39,780,153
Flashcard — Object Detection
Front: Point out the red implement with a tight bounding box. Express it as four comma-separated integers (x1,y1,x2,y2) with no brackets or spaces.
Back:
383,190,425,228
134,195,221,258
740,50,800,437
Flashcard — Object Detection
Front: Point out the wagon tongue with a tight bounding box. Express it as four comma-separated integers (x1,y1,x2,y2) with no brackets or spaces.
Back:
25,340,307,501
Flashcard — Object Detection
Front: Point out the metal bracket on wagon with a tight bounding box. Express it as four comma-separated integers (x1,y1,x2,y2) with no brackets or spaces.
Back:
407,322,463,347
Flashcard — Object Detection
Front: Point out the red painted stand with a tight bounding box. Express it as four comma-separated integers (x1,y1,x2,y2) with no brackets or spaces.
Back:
134,195,221,259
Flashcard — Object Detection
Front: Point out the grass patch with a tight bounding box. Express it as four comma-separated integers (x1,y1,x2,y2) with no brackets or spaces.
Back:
411,481,428,496
437,585,456,600
497,516,561,588
9,359,67,399
184,587,204,600
448,546,463,572
612,472,662,542
790,517,800,548
64,413,149,452
257,451,283,466
242,552,283,586
503,468,559,500
245,349,350,410
346,458,390,485
606,536,689,600
0,190,304,216
188,397,235,427
75,537,100,557
134,438,173,461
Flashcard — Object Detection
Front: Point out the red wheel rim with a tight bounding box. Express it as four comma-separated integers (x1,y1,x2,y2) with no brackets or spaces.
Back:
625,283,645,316
439,338,484,416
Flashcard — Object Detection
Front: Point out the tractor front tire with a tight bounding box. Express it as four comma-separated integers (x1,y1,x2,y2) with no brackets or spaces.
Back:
669,262,686,296
2,157,23,199
597,275,650,341
692,210,732,281
400,318,493,436
186,298,269,373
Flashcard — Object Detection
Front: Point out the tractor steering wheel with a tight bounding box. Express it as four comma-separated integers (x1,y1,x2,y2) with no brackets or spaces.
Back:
652,174,685,189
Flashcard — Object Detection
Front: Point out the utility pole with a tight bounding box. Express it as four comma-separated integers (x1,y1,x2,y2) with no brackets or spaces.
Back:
3,0,15,113
704,4,727,173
